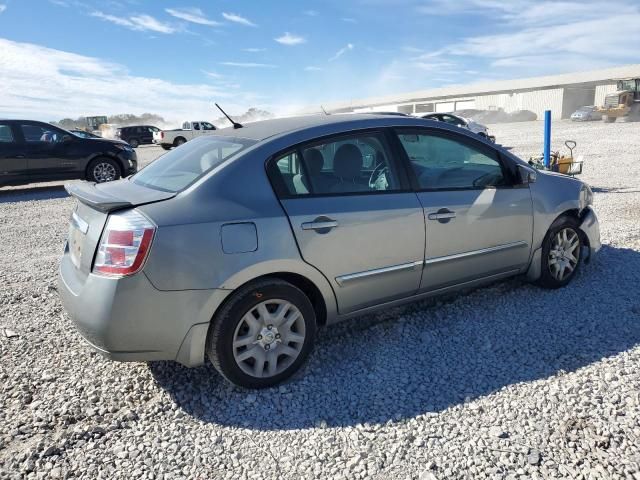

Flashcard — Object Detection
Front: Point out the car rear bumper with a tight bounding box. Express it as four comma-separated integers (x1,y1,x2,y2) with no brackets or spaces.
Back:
58,250,231,367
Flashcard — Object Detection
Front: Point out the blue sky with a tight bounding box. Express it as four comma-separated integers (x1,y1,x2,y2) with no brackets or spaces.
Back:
0,0,639,122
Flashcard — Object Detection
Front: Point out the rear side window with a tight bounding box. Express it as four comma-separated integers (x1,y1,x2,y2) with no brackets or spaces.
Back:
0,125,14,143
270,132,403,196
131,135,256,192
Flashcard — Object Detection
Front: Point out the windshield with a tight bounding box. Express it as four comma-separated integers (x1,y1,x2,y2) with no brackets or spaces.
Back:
131,135,256,192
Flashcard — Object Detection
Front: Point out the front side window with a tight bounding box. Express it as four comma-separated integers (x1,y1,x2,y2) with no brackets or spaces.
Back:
193,123,201,130
396,131,505,190
0,124,14,143
20,124,67,144
132,135,256,192
201,122,215,130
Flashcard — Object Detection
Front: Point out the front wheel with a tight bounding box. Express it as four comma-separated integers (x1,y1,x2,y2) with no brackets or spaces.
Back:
207,279,317,388
538,216,582,289
128,138,139,148
174,137,186,147
87,157,121,183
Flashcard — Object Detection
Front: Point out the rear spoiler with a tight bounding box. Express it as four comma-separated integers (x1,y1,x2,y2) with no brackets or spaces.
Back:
65,183,133,212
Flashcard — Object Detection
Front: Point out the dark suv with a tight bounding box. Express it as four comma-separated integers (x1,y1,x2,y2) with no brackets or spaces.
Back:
115,125,160,148
0,120,137,187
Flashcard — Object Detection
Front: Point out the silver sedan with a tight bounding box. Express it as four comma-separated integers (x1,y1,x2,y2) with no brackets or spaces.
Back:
58,114,600,388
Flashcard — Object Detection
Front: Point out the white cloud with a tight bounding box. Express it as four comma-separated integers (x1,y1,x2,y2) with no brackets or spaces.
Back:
341,17,357,23
165,7,221,26
203,71,224,79
220,62,276,68
303,10,319,16
329,43,354,61
91,11,176,34
243,48,266,53
275,32,306,46
304,66,323,72
222,12,256,27
0,4,6,14
0,38,264,122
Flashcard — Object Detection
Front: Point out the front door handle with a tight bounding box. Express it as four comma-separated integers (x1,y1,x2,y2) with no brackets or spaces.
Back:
428,209,456,223
301,216,338,233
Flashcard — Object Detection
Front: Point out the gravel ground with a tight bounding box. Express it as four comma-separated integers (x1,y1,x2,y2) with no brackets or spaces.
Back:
1,120,639,479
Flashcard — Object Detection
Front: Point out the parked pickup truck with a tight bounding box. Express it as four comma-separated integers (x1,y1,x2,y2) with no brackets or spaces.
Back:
153,121,217,150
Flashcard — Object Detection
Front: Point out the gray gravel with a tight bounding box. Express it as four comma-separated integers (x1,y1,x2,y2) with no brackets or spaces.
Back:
1,121,640,479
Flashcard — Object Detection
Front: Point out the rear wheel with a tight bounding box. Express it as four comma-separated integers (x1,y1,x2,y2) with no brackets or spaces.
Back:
207,279,317,388
161,145,171,150
174,137,186,147
538,216,582,289
87,157,121,183
128,138,139,148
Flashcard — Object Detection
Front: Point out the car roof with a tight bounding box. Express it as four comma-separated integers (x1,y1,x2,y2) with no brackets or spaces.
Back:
212,113,454,142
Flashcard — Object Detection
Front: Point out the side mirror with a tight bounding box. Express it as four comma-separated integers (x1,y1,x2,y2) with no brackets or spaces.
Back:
518,164,537,184
62,134,73,143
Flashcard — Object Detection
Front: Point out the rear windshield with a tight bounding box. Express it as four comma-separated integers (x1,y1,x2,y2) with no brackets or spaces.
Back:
131,135,256,192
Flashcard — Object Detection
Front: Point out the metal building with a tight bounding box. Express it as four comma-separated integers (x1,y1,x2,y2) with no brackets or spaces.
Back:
310,64,640,120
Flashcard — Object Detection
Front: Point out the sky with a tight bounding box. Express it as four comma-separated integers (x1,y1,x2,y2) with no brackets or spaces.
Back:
0,0,639,123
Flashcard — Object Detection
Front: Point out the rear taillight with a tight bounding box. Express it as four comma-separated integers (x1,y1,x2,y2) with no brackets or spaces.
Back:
160,131,164,139
93,210,155,277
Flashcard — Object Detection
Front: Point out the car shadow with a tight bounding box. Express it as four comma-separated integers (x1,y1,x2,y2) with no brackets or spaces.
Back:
149,244,640,430
0,185,68,203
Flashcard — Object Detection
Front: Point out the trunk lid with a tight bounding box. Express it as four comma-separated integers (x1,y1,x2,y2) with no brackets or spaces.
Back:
64,180,174,279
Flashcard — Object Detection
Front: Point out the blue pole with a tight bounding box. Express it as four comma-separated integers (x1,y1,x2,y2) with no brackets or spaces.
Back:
543,110,551,169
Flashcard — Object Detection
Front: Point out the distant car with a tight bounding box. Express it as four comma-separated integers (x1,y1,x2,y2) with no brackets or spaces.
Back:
115,125,160,148
420,113,492,140
0,119,137,187
153,121,217,150
570,106,603,122
58,113,600,389
70,129,101,139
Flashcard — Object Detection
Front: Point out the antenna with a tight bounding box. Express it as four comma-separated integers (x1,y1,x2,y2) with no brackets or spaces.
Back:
320,105,330,115
215,103,243,129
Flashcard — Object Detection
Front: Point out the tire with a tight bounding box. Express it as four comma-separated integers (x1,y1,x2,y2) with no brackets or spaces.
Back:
603,115,616,123
86,157,122,183
128,138,139,148
174,137,186,147
537,215,582,289
161,145,171,151
207,279,317,389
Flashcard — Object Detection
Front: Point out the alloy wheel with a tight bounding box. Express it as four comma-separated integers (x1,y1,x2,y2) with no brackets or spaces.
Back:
548,227,580,281
93,162,117,183
232,299,306,378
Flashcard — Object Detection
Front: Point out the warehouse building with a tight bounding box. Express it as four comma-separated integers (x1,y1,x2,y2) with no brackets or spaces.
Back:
314,64,640,120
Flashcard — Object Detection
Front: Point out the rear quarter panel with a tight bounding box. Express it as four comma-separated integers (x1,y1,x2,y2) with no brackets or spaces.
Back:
137,143,339,318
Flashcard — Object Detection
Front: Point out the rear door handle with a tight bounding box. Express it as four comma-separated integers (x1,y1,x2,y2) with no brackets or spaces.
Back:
301,217,338,232
428,209,456,223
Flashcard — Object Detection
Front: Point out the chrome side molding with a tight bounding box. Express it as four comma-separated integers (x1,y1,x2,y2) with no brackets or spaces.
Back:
424,241,528,265
336,260,423,286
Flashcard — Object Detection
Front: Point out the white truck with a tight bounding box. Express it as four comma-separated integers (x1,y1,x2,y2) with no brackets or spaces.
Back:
153,121,217,150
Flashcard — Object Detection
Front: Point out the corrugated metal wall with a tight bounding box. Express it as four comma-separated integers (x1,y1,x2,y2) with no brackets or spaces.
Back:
474,88,564,119
595,84,617,106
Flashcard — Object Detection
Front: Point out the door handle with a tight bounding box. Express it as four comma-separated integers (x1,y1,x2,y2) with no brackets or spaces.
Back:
301,217,338,232
428,209,456,223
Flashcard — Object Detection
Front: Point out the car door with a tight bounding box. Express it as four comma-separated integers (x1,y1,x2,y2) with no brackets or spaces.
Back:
19,123,80,179
394,128,533,292
0,122,29,185
268,130,425,314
